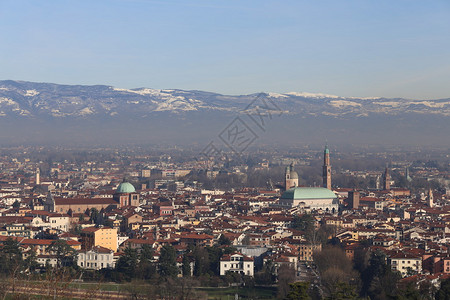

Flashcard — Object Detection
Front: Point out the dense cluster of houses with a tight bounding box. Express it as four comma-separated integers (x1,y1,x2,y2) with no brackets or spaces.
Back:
0,150,449,289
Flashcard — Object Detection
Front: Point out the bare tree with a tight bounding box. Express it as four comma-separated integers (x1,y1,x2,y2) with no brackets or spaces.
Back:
314,246,359,297
277,264,296,299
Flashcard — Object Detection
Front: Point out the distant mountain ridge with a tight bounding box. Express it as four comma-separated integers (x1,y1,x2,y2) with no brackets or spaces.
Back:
1,80,449,118
0,80,449,146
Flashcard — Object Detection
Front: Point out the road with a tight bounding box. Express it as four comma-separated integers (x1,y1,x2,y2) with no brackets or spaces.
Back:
297,262,324,297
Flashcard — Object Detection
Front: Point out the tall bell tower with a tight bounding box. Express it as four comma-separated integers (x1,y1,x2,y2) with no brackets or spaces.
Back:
383,166,391,190
322,145,331,190
36,167,40,185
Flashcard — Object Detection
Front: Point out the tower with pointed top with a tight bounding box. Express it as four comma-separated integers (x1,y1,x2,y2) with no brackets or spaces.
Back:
383,166,391,190
322,145,331,190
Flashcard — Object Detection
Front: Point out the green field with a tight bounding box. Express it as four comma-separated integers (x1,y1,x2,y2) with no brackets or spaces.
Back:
7,280,277,299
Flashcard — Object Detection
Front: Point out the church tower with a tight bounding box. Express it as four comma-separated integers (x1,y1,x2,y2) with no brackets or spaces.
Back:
427,188,434,208
36,167,40,185
44,191,55,212
285,163,299,190
322,145,331,190
383,166,391,190
405,167,412,182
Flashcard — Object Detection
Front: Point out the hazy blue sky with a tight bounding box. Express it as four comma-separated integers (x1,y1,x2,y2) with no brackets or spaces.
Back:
1,0,449,99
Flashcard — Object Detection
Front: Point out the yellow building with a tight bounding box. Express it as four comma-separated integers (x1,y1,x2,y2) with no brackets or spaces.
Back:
298,243,322,261
81,226,117,252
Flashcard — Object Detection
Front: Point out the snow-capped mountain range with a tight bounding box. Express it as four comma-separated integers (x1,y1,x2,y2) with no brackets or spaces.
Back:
0,80,449,118
0,80,448,146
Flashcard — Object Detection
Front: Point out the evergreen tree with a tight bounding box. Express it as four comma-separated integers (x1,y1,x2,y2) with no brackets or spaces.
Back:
361,250,401,300
193,246,210,276
393,283,422,300
158,244,178,278
137,244,156,280
223,246,238,254
116,247,139,280
46,239,78,267
12,200,20,209
292,214,315,232
95,208,105,226
218,234,231,246
206,246,222,275
327,282,359,300
89,208,99,224
182,254,191,277
24,249,39,273
285,282,311,300
0,237,23,275
436,277,450,300
255,260,276,285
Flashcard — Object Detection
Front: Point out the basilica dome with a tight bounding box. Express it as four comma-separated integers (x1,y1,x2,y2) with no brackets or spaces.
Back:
281,187,335,200
116,182,136,193
279,187,338,211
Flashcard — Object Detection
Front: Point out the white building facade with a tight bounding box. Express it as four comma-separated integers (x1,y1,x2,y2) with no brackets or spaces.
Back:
220,253,254,277
77,246,115,270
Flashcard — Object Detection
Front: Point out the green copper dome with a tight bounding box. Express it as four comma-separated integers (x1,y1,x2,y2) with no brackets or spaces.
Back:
116,182,136,193
281,187,336,200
